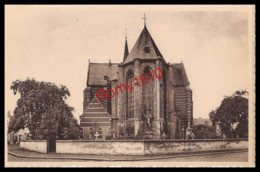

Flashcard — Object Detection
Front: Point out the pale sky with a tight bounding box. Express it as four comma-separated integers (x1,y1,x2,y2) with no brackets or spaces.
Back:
5,5,253,122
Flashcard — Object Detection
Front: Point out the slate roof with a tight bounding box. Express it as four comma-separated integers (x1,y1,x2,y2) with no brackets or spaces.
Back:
87,63,119,86
172,63,190,86
123,25,164,64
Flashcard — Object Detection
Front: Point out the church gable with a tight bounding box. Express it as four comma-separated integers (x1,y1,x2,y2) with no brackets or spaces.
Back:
124,26,164,64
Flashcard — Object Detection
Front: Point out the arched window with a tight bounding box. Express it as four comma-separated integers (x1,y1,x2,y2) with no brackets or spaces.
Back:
126,70,134,119
142,67,153,117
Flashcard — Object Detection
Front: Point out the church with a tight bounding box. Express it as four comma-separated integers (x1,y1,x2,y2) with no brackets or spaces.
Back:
80,16,193,140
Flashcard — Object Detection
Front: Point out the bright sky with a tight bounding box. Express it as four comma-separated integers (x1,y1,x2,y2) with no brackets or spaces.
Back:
5,5,253,122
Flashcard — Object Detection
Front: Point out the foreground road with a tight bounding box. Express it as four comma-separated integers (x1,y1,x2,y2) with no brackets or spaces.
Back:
148,151,248,162
8,151,248,162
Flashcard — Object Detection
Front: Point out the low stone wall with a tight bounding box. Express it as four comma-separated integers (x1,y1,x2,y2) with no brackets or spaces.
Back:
143,139,248,155
56,139,248,155
56,140,144,155
20,140,47,153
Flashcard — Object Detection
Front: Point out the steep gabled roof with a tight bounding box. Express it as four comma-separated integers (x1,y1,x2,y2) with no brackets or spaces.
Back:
87,62,119,86
172,63,190,86
124,25,164,64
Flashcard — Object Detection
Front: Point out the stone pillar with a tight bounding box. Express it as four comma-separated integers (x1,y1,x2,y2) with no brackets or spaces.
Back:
116,64,124,137
186,86,193,125
122,66,126,119
164,67,169,130
166,65,176,139
168,66,175,114
111,80,116,117
134,58,141,136
134,119,140,136
111,80,118,136
155,59,161,139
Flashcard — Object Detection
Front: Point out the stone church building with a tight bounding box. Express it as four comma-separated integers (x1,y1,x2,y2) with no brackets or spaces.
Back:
80,20,193,140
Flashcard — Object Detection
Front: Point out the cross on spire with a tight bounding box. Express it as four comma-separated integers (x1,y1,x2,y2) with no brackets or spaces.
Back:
142,13,148,26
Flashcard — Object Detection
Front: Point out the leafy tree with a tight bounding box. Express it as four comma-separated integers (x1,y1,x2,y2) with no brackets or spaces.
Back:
7,111,11,118
209,90,248,138
8,79,80,140
7,111,12,133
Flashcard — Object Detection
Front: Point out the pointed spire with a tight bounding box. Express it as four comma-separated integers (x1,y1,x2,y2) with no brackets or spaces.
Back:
123,29,129,62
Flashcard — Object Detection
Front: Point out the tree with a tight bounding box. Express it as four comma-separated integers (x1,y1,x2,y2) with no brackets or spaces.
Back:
8,79,80,140
7,111,12,133
209,90,248,138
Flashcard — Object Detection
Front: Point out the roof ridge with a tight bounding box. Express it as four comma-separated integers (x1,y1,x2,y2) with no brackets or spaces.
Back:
90,62,120,64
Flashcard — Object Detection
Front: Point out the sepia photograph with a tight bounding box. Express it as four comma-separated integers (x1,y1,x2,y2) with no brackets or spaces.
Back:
5,5,255,167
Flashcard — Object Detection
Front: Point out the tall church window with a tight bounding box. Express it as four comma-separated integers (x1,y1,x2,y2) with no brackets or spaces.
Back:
126,70,134,119
142,67,153,117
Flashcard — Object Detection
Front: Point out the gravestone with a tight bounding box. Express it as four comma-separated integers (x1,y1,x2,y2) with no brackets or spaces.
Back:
94,132,100,140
